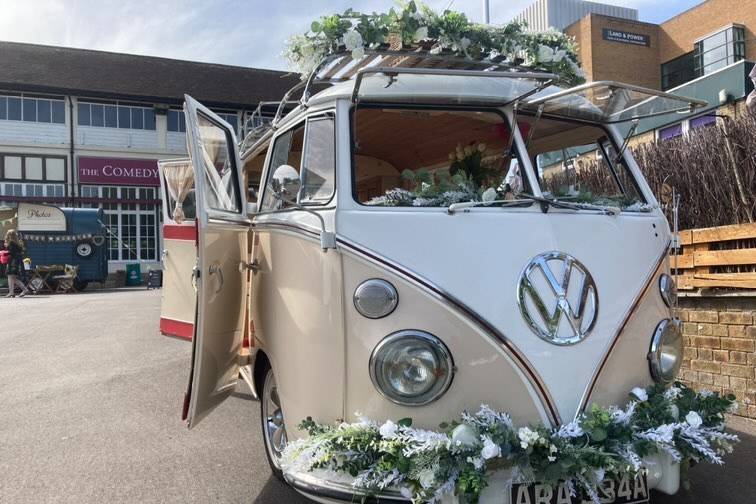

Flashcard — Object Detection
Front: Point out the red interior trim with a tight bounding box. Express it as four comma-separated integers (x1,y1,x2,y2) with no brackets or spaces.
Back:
163,224,197,242
160,317,194,340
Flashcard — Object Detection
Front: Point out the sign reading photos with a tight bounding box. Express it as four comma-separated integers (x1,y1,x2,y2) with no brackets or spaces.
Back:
17,203,66,232
602,28,650,47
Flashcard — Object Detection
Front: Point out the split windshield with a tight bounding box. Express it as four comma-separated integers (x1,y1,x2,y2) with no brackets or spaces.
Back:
351,106,647,211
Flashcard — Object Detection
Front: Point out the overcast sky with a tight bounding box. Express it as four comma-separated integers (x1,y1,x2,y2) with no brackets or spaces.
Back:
0,0,701,72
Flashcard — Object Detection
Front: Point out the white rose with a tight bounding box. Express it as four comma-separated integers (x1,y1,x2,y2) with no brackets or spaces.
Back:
414,26,429,42
685,411,703,428
631,387,648,402
351,47,365,61
480,436,501,460
537,44,554,63
451,424,479,447
482,188,497,203
343,31,363,51
379,420,398,439
418,468,436,489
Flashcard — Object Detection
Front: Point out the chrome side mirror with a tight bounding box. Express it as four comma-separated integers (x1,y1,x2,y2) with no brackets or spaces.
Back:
270,165,301,201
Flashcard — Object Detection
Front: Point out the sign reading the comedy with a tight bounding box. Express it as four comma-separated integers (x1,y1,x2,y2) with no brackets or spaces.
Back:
602,28,650,47
78,156,160,186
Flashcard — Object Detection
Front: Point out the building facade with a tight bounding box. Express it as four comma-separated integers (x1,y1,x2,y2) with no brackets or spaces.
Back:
0,42,297,272
514,0,637,32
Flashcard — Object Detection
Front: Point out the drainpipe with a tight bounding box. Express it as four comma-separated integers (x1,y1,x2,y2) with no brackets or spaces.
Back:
69,96,76,208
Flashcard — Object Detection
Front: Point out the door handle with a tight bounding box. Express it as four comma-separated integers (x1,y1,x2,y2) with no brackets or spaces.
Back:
239,259,260,274
191,265,199,292
208,264,224,293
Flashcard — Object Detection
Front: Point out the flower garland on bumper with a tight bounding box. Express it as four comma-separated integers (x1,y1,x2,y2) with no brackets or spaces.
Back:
281,383,738,504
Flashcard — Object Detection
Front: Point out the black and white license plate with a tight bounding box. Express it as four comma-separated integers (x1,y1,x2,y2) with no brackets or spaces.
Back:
510,472,649,504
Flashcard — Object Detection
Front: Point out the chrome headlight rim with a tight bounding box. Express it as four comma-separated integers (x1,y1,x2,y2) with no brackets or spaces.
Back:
369,330,454,407
648,318,683,384
659,273,677,308
353,278,399,319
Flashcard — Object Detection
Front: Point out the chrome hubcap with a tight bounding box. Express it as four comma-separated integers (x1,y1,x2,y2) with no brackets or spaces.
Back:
263,370,287,467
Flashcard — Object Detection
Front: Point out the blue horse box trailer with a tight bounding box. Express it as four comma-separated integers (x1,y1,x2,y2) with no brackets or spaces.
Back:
15,203,108,289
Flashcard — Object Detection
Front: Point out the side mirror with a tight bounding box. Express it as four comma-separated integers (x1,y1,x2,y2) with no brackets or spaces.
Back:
270,165,301,201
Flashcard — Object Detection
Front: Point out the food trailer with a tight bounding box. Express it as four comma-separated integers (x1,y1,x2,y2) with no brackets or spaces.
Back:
164,16,739,501
2,203,108,291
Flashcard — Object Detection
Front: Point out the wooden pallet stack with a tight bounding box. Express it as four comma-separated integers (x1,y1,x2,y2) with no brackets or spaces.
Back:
673,222,756,290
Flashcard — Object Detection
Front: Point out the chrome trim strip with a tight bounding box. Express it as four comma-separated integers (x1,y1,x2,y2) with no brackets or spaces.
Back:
337,236,561,427
286,471,408,502
576,245,670,415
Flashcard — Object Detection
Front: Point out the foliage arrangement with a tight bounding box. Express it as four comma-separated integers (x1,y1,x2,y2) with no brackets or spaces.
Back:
281,383,738,504
284,2,585,86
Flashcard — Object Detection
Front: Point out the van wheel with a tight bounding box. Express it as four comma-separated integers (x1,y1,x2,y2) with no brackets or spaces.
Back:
261,366,287,481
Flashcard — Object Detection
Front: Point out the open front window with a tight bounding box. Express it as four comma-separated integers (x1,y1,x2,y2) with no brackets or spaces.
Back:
525,116,646,210
352,107,532,207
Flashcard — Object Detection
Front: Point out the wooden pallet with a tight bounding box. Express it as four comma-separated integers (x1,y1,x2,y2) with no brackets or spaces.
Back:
673,222,756,290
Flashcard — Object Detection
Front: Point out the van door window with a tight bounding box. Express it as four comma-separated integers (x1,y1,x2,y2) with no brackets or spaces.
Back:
300,115,335,204
260,123,304,211
194,112,241,213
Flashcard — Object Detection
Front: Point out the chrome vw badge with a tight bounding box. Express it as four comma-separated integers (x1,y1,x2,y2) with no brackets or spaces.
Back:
517,251,598,345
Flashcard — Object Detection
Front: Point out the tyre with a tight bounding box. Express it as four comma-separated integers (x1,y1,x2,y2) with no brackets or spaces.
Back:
260,366,287,481
74,279,89,291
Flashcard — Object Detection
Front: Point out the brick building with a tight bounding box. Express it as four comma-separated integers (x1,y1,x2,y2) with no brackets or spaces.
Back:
0,41,297,272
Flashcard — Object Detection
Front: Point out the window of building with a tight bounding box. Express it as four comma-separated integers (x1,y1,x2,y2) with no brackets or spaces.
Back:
694,25,746,77
0,93,65,124
77,100,156,130
0,182,64,201
659,123,683,141
661,52,697,91
167,109,186,132
215,112,238,135
1,154,67,182
78,185,160,262
689,114,717,130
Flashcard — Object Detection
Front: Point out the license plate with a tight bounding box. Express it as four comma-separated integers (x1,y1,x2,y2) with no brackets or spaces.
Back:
510,472,648,504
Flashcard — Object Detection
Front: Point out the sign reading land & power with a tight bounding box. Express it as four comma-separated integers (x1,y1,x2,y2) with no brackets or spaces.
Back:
602,28,650,47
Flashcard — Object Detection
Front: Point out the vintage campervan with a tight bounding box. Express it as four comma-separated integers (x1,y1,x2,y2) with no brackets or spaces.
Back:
172,54,710,503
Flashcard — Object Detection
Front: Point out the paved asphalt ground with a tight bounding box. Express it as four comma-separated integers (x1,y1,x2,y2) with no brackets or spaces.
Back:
0,289,754,504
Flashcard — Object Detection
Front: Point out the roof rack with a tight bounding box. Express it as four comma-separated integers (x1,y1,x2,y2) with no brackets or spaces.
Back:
241,100,297,154
271,50,553,126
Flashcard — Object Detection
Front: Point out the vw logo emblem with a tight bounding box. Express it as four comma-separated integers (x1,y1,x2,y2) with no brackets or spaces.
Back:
517,251,598,346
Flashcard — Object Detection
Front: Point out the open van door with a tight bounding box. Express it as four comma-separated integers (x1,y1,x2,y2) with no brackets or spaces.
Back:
182,95,249,428
158,158,197,341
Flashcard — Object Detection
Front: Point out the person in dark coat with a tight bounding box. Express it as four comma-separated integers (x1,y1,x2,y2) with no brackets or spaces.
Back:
4,230,28,298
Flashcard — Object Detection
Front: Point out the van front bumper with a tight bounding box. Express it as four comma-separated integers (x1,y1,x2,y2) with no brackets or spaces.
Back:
284,453,679,503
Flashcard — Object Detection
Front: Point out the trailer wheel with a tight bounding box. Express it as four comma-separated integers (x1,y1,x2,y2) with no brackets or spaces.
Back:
260,365,287,481
74,279,89,291
75,241,94,258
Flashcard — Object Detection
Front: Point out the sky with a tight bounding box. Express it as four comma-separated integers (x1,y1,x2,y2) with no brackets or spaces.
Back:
0,0,703,72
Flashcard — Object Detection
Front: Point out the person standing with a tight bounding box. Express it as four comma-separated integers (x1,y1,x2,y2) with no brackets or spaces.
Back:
4,230,28,298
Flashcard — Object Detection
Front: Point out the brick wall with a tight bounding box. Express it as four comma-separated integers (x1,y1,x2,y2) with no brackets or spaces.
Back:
677,296,756,419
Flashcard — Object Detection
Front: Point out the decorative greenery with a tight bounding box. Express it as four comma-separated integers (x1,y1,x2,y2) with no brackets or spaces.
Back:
284,1,585,86
281,383,738,504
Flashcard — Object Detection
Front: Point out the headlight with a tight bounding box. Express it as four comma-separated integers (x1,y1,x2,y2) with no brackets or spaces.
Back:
659,273,677,307
369,330,454,406
648,319,683,384
354,279,398,319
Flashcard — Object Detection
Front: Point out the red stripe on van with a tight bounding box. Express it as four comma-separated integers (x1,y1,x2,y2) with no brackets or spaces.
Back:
160,317,194,340
164,224,197,242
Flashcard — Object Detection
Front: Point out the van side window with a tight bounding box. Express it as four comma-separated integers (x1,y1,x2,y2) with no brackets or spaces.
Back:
244,145,269,205
300,115,335,204
260,123,304,211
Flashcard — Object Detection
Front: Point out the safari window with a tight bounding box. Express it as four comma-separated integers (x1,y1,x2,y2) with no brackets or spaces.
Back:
260,123,304,211
529,117,645,210
300,115,335,204
195,112,241,214
351,107,532,207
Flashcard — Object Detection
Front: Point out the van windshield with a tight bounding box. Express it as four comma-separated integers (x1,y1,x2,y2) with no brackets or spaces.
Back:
524,115,648,210
352,107,534,207
351,107,648,212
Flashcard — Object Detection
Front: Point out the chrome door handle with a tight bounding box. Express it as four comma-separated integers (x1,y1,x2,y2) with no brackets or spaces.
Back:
239,259,260,274
208,264,224,293
191,265,199,292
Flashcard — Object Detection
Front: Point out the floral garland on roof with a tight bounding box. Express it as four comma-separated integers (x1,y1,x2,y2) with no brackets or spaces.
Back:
284,2,585,86
281,383,738,504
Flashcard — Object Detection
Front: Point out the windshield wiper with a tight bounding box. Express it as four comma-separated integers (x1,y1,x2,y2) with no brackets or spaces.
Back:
447,198,534,215
517,194,621,216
